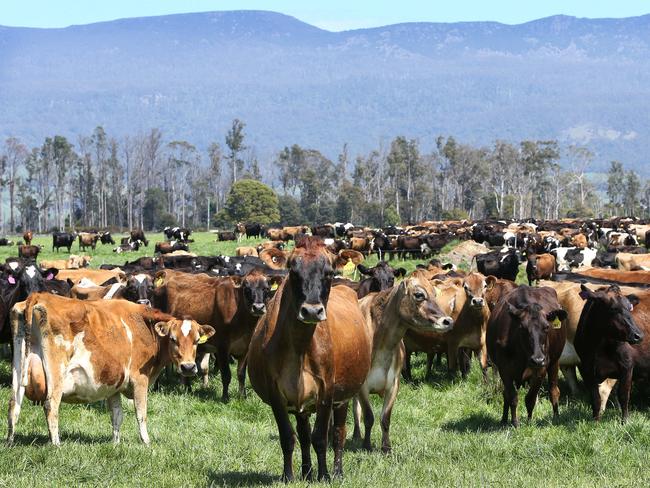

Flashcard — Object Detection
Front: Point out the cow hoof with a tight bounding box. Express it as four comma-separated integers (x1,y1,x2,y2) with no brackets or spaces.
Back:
381,446,392,455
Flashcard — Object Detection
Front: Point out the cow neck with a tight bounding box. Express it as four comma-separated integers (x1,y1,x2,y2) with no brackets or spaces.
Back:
459,300,489,325
234,285,256,329
374,286,410,353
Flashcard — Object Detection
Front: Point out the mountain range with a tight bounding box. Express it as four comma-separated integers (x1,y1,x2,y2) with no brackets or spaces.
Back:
1,10,649,172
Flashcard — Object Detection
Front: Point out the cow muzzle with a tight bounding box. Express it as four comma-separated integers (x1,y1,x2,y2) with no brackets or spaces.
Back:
433,316,454,332
138,299,151,306
251,302,266,316
528,355,546,368
628,329,644,345
298,303,327,324
179,362,198,377
470,297,485,308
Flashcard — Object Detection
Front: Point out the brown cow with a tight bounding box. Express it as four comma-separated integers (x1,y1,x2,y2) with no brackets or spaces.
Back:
526,253,556,286
350,236,372,255
7,294,215,445
574,284,648,422
18,245,41,259
485,277,517,312
56,268,126,286
155,269,281,400
281,225,309,241
615,252,650,271
235,246,258,257
23,231,33,246
247,237,372,481
576,268,650,285
78,232,100,251
40,254,92,270
353,270,453,452
258,248,288,270
571,233,588,249
487,286,567,427
155,241,188,254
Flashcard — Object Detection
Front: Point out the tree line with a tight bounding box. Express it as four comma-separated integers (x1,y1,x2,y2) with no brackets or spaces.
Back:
1,120,648,233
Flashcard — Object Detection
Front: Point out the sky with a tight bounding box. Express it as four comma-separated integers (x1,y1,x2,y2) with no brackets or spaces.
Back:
1,1,649,30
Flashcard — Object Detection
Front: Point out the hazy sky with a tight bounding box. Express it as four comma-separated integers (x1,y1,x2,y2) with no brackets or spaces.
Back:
1,1,649,30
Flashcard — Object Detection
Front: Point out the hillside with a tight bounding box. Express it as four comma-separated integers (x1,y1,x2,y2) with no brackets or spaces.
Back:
1,11,649,171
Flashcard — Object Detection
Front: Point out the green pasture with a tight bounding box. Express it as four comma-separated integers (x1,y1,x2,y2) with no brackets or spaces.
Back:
0,233,648,487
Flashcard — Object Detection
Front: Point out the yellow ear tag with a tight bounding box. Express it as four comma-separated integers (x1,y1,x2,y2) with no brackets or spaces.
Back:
343,259,356,275
155,277,164,287
552,318,562,329
434,287,441,297
271,282,279,291
198,335,209,344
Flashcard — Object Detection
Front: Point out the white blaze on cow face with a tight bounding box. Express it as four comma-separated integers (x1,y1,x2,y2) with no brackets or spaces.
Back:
134,274,147,284
9,261,19,270
181,319,192,337
25,266,37,278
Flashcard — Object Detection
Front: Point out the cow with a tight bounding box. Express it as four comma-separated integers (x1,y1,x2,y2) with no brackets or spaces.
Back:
99,231,115,245
311,224,335,239
164,226,192,242
281,225,310,241
355,262,406,299
371,231,394,261
575,268,650,285
55,268,126,286
396,236,422,260
235,246,259,257
40,255,91,270
130,229,149,247
245,223,264,239
247,237,372,481
615,252,650,271
551,247,597,272
113,240,142,253
353,270,453,452
574,284,648,423
474,248,520,281
155,241,188,254
78,233,100,251
70,278,126,301
7,294,215,445
18,245,41,259
526,253,556,286
0,238,14,246
487,286,567,427
155,269,282,400
23,231,33,246
217,231,237,242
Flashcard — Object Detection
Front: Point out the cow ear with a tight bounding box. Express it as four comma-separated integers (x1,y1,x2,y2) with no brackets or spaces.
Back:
485,275,497,290
154,321,171,337
41,268,58,280
627,294,640,307
547,309,568,322
230,276,243,288
395,267,407,278
268,275,284,291
507,303,525,318
153,271,166,288
357,264,370,275
578,283,594,300
199,324,216,342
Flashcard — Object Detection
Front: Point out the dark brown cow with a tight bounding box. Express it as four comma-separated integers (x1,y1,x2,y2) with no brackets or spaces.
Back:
487,286,567,427
130,229,149,247
574,284,648,422
23,231,33,246
484,277,518,312
18,245,41,259
7,294,214,445
247,237,371,481
526,253,556,286
155,241,189,254
576,268,650,285
155,269,281,400
356,261,407,298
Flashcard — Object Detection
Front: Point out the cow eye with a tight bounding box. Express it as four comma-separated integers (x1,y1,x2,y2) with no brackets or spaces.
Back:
414,291,426,301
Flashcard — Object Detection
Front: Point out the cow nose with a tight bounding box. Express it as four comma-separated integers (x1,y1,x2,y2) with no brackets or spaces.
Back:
530,355,545,367
179,363,197,377
252,303,266,315
471,297,484,307
435,316,454,331
138,299,151,306
631,331,644,344
298,304,327,323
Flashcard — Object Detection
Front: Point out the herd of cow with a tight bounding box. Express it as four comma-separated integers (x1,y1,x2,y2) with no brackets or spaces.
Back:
2,216,650,481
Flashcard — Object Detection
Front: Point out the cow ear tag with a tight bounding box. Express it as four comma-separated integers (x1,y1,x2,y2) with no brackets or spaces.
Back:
270,282,279,291
7,276,16,285
434,287,441,297
198,335,209,344
552,317,562,329
155,277,164,287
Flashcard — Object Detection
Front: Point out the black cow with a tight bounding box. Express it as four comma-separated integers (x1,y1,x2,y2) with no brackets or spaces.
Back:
245,223,265,239
130,229,149,247
218,231,237,241
0,238,13,246
474,248,520,281
52,232,76,252
356,262,406,298
420,234,453,256
99,231,115,245
164,226,192,242
372,231,394,261
311,225,335,239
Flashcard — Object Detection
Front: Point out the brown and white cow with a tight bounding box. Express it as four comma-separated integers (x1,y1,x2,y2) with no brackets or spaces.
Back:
526,253,556,286
7,294,214,445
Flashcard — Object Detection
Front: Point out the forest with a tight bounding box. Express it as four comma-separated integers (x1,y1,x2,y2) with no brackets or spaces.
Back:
0,119,648,233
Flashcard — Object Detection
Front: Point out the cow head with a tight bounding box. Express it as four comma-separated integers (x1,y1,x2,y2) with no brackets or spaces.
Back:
3,260,58,298
358,261,406,292
579,284,643,344
287,237,335,324
154,318,215,376
507,302,567,368
398,271,454,332
231,270,284,317
123,273,155,306
462,272,488,309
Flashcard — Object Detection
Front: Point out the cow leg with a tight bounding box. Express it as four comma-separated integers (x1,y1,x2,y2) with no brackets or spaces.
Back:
215,340,231,402
311,401,332,482
197,353,210,388
271,398,295,482
107,393,123,443
44,387,63,446
236,357,247,398
358,388,374,451
425,354,435,380
525,375,543,421
547,362,561,418
561,366,580,396
133,380,151,445
401,352,413,382
295,414,312,481
332,402,348,478
594,378,617,420
7,332,28,444
447,340,460,377
352,396,362,439
617,371,633,424
501,375,518,427
380,369,400,454
459,348,471,379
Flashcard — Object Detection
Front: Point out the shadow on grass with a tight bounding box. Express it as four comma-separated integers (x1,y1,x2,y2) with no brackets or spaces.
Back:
9,431,111,446
440,412,503,433
206,470,276,487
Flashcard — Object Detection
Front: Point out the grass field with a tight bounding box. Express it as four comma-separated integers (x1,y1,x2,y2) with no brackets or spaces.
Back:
1,233,650,487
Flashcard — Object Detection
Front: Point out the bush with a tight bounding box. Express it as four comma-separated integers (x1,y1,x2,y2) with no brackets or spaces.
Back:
223,179,280,225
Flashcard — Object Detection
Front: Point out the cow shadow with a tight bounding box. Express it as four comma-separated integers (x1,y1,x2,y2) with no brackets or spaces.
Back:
206,470,276,487
8,431,111,446
440,412,503,433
